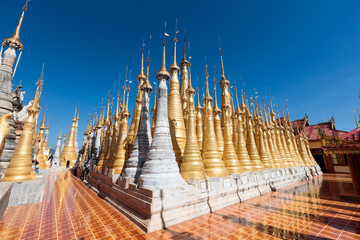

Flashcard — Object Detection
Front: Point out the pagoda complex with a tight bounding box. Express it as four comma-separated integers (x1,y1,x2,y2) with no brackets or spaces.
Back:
0,2,324,234
77,32,323,232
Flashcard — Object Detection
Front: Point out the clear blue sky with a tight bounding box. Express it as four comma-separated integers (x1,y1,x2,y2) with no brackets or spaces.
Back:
1,0,360,148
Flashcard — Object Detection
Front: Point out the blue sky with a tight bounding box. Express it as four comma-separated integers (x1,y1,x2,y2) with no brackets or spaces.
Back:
1,0,359,148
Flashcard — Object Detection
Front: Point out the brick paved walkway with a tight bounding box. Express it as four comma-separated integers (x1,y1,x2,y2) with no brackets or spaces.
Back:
0,170,359,239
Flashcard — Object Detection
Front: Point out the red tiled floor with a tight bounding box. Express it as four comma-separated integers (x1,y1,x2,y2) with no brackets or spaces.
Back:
1,171,360,239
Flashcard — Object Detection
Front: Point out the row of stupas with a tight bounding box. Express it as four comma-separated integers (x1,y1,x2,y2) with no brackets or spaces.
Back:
74,33,321,231
72,32,320,186
0,1,86,181
0,1,50,181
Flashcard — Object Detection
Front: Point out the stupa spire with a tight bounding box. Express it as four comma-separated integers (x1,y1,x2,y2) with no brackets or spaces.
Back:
168,30,186,167
137,40,146,81
169,26,180,71
2,0,29,51
195,85,203,151
156,39,170,79
180,36,190,117
213,67,224,156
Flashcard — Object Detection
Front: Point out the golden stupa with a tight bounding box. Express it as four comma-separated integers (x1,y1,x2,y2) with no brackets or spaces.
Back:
60,108,79,168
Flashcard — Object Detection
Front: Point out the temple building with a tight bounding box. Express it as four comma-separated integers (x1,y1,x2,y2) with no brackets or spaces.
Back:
292,114,349,174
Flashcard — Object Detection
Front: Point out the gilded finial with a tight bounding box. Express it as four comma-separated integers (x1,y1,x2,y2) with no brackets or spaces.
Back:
3,0,29,50
170,20,180,71
219,45,229,85
39,107,47,130
156,38,170,79
196,83,202,110
137,40,146,81
58,129,62,139
213,66,221,114
157,22,170,79
204,61,212,102
142,45,153,92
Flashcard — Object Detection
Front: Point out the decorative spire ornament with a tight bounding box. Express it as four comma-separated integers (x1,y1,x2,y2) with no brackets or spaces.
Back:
213,69,224,156
195,86,203,151
168,33,186,167
180,36,190,115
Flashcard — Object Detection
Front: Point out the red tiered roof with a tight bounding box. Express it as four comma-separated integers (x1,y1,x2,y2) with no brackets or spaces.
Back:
304,123,347,141
341,127,360,142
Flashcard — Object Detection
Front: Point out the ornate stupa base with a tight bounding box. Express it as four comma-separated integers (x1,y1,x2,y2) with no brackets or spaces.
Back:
85,164,314,233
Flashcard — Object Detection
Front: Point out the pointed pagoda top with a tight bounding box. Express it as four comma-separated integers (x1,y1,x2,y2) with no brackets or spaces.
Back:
240,89,246,109
156,39,170,79
121,80,127,109
142,50,152,91
28,71,44,113
76,110,80,121
213,67,221,114
137,41,146,81
58,129,62,140
219,48,229,85
39,108,47,130
123,86,131,117
115,92,120,120
3,0,29,50
204,64,212,102
186,65,195,94
169,34,180,71
72,106,77,122
180,36,190,66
